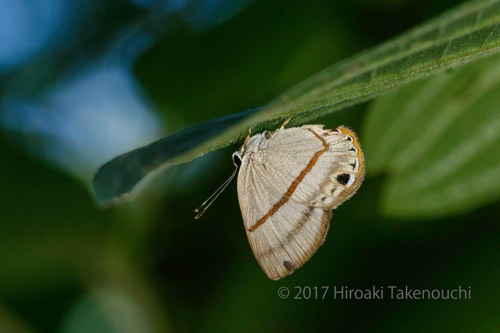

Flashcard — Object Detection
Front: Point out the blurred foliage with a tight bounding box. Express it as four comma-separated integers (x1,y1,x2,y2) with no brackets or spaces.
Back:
363,53,500,217
94,0,500,203
1,0,499,332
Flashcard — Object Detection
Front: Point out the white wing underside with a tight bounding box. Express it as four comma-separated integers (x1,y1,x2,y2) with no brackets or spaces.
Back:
237,124,365,280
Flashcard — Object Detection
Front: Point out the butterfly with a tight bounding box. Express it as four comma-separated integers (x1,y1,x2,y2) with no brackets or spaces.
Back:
195,117,365,280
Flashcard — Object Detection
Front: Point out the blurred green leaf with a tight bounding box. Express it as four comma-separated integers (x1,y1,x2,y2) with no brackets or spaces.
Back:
363,53,500,218
0,135,108,297
93,0,500,203
61,288,160,333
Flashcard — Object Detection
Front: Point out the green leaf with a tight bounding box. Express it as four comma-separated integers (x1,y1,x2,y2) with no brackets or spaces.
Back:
92,108,259,202
362,53,500,218
93,0,500,203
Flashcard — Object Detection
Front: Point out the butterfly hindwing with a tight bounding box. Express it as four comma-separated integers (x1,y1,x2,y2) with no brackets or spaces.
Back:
236,124,365,280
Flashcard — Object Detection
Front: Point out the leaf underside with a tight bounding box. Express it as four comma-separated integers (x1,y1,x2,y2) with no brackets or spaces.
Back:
93,0,500,204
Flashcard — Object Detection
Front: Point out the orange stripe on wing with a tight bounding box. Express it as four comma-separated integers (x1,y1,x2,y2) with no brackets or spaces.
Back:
248,129,329,232
337,126,365,192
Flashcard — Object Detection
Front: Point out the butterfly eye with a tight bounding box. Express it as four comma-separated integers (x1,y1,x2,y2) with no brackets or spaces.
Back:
264,130,272,139
232,151,242,167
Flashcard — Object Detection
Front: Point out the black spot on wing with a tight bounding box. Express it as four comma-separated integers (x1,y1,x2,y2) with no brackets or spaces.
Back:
336,173,350,186
283,260,295,272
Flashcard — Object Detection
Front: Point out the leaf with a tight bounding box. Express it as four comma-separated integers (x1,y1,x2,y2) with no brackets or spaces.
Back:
92,108,259,202
61,287,170,333
362,53,500,218
93,0,500,203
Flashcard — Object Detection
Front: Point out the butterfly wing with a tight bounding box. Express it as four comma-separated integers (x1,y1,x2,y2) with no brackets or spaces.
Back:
237,125,364,280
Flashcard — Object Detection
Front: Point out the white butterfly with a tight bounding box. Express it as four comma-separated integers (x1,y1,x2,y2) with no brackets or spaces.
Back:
195,118,365,280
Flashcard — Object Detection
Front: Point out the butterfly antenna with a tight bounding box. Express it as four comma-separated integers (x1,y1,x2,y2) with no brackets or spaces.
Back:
194,166,238,219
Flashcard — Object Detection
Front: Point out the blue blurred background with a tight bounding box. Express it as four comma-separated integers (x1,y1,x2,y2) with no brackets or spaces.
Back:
1,0,498,332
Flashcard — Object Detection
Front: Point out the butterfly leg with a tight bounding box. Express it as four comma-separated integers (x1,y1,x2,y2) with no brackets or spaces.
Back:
279,114,294,130
243,126,252,149
272,115,295,138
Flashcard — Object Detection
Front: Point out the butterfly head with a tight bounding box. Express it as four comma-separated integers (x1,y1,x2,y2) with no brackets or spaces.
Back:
236,130,271,163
